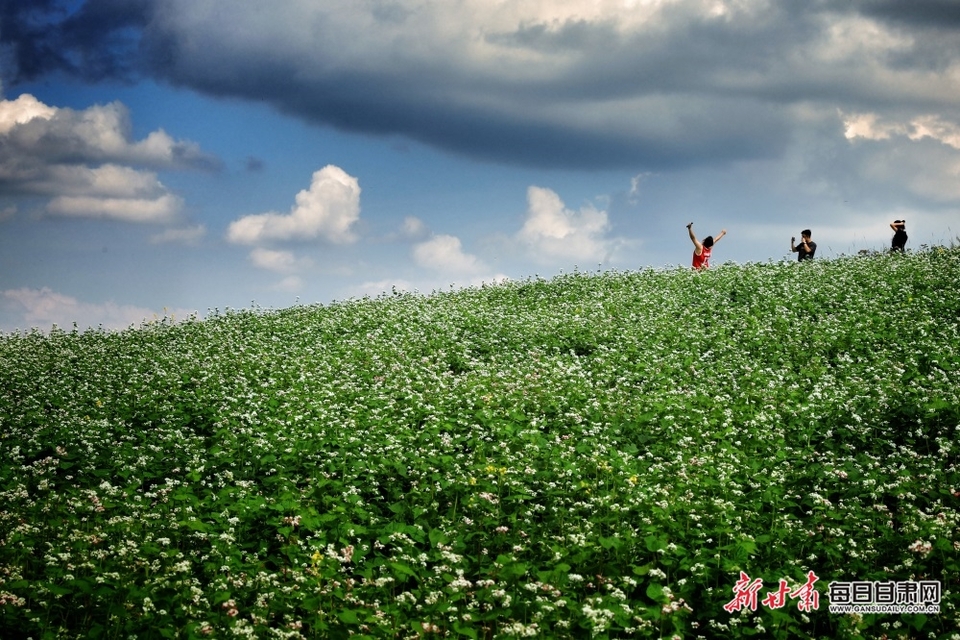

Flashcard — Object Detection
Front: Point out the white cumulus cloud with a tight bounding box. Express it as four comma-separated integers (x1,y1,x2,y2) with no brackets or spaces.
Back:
516,186,620,265
412,234,509,290
401,216,429,240
271,276,304,292
248,247,312,273
46,192,184,224
150,224,207,245
1,287,195,332
0,93,56,131
346,279,416,299
413,234,487,274
227,165,362,245
842,111,960,149
0,93,217,223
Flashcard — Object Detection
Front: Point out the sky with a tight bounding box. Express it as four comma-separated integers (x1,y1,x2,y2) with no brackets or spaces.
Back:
1,0,959,332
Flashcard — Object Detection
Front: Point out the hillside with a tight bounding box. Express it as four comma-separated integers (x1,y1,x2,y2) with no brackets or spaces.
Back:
2,247,959,638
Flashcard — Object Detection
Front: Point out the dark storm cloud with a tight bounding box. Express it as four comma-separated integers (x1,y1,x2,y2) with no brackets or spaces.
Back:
853,0,960,28
819,0,960,77
0,0,152,82
129,1,806,169
4,1,960,172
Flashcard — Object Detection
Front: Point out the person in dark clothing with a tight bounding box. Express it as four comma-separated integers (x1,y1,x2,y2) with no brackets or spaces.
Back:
890,220,907,252
790,230,817,261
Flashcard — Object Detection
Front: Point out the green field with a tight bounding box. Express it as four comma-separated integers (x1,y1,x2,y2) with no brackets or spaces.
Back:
2,247,959,639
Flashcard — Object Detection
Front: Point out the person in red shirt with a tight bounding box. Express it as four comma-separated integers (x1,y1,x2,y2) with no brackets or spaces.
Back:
687,222,726,270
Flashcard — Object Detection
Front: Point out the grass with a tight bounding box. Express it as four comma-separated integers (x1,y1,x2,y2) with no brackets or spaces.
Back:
1,247,959,639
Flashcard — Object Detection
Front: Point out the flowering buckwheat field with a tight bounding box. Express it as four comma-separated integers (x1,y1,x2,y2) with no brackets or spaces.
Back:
2,247,959,639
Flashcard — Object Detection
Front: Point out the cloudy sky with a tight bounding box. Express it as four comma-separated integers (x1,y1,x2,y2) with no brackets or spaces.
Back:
1,0,959,331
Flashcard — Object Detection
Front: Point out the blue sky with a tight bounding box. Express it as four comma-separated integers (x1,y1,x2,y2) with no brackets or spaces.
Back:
2,0,959,331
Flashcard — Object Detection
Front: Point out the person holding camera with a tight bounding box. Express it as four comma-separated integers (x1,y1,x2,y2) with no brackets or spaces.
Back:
687,222,726,270
791,229,817,261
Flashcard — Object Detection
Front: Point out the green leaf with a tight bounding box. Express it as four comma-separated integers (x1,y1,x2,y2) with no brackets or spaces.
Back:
646,583,664,601
390,562,417,577
183,519,208,532
644,535,665,553
70,578,92,594
737,538,757,556
338,609,360,624
454,622,479,638
429,528,447,546
599,535,621,550
907,614,927,631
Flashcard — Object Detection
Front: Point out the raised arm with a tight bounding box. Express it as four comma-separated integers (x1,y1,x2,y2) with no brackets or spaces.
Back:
714,229,727,243
687,223,703,252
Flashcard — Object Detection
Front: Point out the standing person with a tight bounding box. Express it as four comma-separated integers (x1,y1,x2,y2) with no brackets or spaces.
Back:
687,222,726,270
790,230,817,261
890,219,907,252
